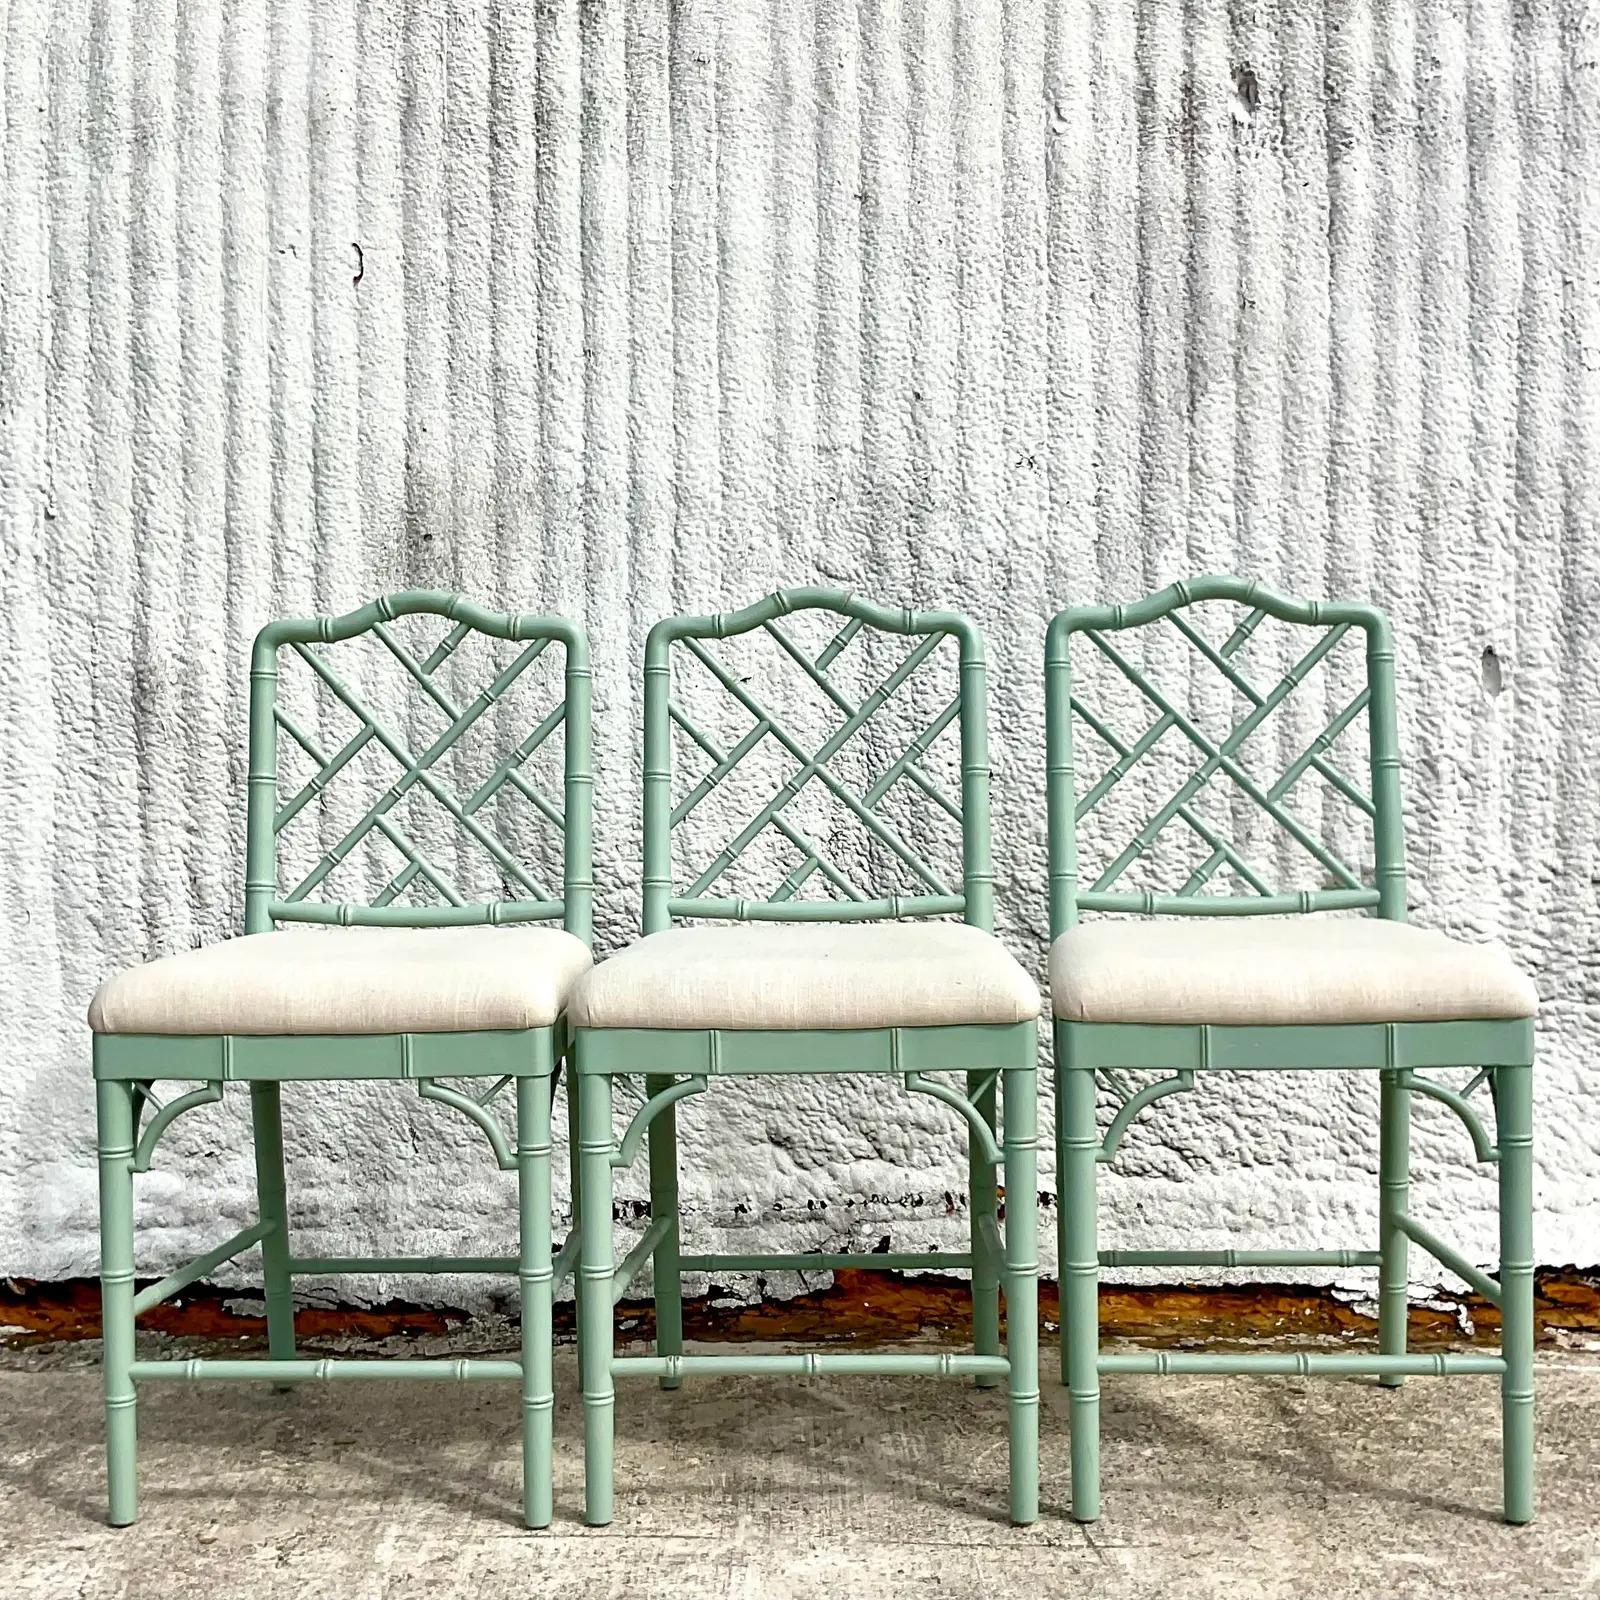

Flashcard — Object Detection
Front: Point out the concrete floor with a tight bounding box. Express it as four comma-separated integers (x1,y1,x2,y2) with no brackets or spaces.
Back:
2,1338,1596,1600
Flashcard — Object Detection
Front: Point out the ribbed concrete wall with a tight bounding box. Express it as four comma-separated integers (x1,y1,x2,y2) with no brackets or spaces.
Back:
3,1,1597,1302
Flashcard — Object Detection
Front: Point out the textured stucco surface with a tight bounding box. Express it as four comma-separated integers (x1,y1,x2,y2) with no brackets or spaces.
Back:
2,1,1598,1304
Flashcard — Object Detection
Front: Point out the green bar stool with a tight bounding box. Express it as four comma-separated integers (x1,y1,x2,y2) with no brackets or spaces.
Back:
566,587,1040,1526
1044,575,1538,1524
88,591,593,1528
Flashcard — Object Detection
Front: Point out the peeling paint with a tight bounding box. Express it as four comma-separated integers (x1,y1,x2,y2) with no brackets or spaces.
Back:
6,1268,1597,1353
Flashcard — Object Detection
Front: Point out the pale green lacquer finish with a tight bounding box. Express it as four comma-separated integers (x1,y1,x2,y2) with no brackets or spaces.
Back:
94,592,592,1530
575,588,1038,1526
1046,575,1535,1526
643,587,994,933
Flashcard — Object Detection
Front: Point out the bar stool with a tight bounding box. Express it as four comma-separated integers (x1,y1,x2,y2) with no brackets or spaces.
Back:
1045,575,1538,1524
88,591,592,1528
565,588,1041,1526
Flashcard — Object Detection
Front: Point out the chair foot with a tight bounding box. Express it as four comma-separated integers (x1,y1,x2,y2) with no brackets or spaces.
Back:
106,1406,138,1528
1067,1390,1103,1525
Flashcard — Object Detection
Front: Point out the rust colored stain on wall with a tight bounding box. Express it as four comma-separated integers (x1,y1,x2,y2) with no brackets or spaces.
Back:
0,1278,467,1346
5,1270,1597,1352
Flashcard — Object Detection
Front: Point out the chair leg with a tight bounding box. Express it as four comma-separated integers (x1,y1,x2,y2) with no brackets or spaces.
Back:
645,1076,683,1391
564,1065,581,1229
1496,1062,1535,1525
518,1076,555,1529
1060,1063,1101,1523
578,1071,616,1527
97,1079,139,1527
1056,1105,1070,1388
1377,1067,1410,1388
1002,1061,1040,1526
566,1069,583,1382
969,1069,1002,1389
249,1083,297,1365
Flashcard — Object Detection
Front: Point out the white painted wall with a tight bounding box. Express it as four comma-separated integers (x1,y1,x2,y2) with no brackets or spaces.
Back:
3,1,1597,1304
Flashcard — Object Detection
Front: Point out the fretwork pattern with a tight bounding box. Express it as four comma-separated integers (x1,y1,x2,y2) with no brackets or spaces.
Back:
1056,584,1390,919
648,591,986,927
256,596,588,931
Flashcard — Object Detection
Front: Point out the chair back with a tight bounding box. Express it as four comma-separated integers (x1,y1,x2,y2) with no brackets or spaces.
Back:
1045,575,1405,937
643,587,993,933
245,591,592,942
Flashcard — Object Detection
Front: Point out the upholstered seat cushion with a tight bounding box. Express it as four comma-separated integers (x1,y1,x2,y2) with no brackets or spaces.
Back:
567,922,1040,1032
1049,918,1538,1026
88,926,594,1036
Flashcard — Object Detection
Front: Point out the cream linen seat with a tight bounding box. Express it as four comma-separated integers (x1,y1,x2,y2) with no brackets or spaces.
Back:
1049,918,1538,1027
89,926,594,1037
568,922,1040,1033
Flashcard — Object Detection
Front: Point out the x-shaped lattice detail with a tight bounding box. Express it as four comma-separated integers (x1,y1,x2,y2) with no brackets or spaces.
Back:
272,623,566,908
1075,609,1372,898
671,618,962,904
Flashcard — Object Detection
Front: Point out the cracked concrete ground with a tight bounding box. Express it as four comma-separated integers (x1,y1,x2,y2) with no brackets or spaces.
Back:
2,1339,1596,1600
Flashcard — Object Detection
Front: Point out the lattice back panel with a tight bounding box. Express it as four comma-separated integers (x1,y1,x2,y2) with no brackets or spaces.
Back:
644,591,990,929
247,594,591,935
1047,578,1405,929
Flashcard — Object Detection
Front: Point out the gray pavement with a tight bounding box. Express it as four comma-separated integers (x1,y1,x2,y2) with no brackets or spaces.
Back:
1,1337,1595,1598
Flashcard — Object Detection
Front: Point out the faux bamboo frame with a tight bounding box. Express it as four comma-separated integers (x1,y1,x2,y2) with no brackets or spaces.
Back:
88,576,1540,1533
1045,574,1535,1526
572,587,1040,1526
93,591,592,1530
